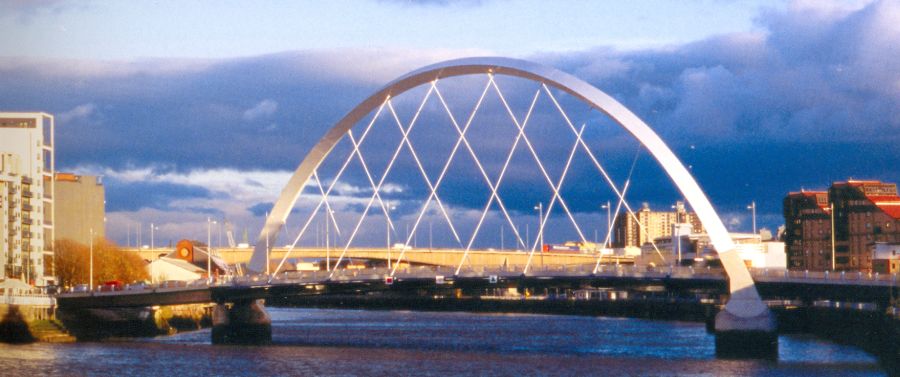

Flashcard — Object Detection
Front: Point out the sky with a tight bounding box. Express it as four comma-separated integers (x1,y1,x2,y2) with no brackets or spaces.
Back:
1,0,898,250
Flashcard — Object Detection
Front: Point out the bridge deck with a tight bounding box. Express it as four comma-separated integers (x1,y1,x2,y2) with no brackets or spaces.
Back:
57,266,898,309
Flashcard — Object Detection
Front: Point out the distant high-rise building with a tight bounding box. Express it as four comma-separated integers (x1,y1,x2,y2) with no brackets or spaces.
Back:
612,201,703,248
783,180,900,272
54,173,105,245
0,112,55,286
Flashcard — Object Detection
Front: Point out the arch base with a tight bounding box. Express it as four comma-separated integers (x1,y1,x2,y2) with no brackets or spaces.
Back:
714,306,778,359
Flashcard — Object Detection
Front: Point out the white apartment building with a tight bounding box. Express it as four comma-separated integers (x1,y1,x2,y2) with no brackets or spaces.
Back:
642,226,787,269
0,113,55,286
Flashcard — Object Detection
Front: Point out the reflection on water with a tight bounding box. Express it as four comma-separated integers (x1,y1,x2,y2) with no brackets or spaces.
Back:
0,308,885,376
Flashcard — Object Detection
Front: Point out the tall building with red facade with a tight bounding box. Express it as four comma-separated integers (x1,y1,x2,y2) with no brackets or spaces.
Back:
783,180,900,272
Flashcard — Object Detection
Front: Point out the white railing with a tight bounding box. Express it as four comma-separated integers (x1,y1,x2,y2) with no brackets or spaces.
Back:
1,292,55,306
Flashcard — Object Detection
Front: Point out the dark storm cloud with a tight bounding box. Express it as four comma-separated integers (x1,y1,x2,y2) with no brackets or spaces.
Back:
1,1,898,234
104,179,215,212
247,202,274,217
528,0,900,221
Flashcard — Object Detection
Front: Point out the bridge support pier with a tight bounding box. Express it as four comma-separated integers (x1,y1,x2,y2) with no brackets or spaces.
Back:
714,304,777,359
211,299,271,345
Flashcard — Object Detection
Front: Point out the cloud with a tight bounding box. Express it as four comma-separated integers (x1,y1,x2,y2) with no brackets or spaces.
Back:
242,99,278,121
57,103,95,124
0,0,76,19
4,2,900,245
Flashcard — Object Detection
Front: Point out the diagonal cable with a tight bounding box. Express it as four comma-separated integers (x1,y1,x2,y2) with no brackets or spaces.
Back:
390,78,496,274
491,78,588,252
385,94,463,253
330,86,435,278
454,88,545,275
268,99,389,280
427,77,541,275
525,123,586,273
541,84,666,262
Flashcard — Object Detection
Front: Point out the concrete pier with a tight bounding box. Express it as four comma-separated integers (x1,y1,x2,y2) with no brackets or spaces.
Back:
714,308,778,359
211,299,271,345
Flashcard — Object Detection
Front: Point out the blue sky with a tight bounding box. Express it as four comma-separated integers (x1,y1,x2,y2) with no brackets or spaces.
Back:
5,1,769,59
2,0,898,249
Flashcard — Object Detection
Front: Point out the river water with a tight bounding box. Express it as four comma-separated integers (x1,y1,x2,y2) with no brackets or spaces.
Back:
0,308,886,376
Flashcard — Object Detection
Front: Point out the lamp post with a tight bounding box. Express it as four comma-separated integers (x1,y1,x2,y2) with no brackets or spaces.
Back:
747,201,757,235
534,203,544,249
150,223,156,250
207,217,216,283
601,201,611,249
326,209,333,271
830,202,836,271
89,228,94,290
386,205,396,269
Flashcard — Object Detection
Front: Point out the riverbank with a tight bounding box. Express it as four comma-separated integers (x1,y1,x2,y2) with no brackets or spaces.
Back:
0,304,74,343
56,303,212,340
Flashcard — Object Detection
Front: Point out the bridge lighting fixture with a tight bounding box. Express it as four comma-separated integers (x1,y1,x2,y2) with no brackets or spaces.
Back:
830,202,836,272
601,201,611,249
387,205,396,270
207,217,217,283
89,228,94,291
534,203,544,250
747,201,757,235
326,209,334,271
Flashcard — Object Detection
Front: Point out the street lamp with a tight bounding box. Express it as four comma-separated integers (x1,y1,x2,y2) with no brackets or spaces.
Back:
89,228,94,291
207,217,217,283
534,203,544,250
747,201,757,235
386,205,396,269
326,209,334,271
150,223,158,250
830,202,836,271
601,201,611,249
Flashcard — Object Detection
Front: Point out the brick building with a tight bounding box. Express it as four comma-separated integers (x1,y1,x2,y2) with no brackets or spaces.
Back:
783,191,831,270
783,180,900,272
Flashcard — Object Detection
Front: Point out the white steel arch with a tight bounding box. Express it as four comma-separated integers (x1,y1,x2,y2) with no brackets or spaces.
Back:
250,57,767,319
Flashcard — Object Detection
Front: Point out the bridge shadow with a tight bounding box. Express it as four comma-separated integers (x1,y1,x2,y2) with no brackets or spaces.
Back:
0,305,35,343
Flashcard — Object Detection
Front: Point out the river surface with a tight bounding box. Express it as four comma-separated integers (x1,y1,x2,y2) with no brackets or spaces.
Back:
0,308,886,376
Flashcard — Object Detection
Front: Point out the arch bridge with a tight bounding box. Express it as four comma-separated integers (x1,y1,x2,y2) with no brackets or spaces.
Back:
244,57,776,354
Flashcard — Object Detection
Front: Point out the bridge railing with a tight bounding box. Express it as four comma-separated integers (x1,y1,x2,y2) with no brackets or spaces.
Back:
751,268,900,286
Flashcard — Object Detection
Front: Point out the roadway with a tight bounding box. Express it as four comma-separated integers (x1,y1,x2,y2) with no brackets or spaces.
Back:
130,246,633,268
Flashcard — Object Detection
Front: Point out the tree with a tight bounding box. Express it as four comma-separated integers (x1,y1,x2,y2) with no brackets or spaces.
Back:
55,238,149,288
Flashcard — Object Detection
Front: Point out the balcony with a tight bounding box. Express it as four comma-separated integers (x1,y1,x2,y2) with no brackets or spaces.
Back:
21,176,32,185
22,190,32,199
21,217,32,225
7,186,15,195
22,204,32,212
22,231,32,239
7,214,15,222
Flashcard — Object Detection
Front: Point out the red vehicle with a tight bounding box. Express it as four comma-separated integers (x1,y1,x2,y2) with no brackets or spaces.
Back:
100,280,123,292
